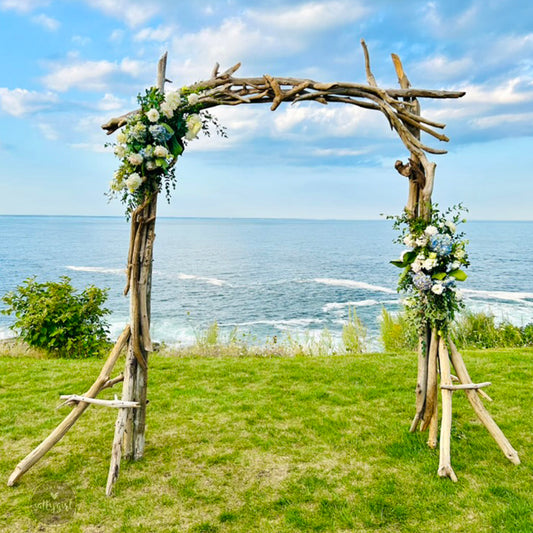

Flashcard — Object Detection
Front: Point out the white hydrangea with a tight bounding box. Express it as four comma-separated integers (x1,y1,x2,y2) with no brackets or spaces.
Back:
454,248,465,260
127,153,143,166
154,145,169,158
125,173,142,192
415,235,428,247
114,144,126,158
165,90,181,110
411,259,423,273
431,283,444,295
146,161,156,171
185,113,202,140
424,225,438,236
146,108,160,122
187,93,199,105
116,131,127,144
450,260,461,270
160,102,174,119
403,234,416,247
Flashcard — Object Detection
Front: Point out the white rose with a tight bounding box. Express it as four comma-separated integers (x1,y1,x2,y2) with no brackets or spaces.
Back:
146,108,160,122
160,102,174,119
165,91,181,110
187,93,200,105
431,283,444,295
424,225,438,236
454,248,465,260
146,161,156,171
116,131,127,143
445,221,456,233
127,153,143,166
125,173,142,192
423,257,438,270
154,145,169,158
185,114,202,140
450,261,461,270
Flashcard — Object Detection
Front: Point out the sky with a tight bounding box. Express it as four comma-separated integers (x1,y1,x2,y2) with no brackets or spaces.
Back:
0,0,532,219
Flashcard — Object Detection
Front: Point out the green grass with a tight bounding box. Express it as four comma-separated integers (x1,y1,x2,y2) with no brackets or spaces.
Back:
1,347,533,532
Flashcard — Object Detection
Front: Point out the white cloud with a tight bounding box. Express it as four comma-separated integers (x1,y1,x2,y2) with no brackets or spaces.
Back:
85,0,160,27
37,121,59,141
31,13,60,31
42,57,148,92
470,111,533,129
0,87,58,116
134,24,174,42
312,147,371,157
72,35,92,46
247,1,368,33
422,1,479,39
0,0,48,12
274,104,390,138
413,54,473,82
96,93,128,112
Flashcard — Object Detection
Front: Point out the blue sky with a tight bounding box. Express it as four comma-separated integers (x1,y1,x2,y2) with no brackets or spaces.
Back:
0,0,532,219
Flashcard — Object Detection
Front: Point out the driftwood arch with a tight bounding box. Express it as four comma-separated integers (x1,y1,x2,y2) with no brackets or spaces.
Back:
7,42,520,494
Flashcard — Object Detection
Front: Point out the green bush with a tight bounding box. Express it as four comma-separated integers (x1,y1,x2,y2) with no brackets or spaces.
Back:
451,311,532,349
380,307,418,353
1,276,111,358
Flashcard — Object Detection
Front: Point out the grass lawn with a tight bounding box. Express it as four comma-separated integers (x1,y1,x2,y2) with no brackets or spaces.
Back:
1,347,532,532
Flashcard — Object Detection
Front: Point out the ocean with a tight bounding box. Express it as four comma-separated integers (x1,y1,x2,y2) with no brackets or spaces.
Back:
1,216,532,350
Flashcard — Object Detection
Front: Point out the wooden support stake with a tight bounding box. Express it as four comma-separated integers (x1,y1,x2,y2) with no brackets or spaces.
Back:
7,325,130,486
421,328,438,431
447,337,520,465
409,330,429,432
437,338,458,481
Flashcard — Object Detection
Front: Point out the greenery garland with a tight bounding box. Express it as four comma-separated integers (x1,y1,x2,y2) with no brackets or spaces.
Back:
107,86,226,217
388,204,470,334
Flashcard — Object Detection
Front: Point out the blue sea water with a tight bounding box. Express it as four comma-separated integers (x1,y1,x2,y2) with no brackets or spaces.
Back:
1,216,532,350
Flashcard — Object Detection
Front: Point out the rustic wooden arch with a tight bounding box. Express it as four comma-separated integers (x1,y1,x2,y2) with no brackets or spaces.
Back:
7,42,520,494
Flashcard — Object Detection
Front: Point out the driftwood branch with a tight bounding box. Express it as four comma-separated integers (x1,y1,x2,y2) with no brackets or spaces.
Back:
102,44,464,160
441,382,491,391
59,395,140,409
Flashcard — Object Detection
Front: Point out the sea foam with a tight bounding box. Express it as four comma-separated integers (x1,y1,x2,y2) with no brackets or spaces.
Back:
312,278,396,294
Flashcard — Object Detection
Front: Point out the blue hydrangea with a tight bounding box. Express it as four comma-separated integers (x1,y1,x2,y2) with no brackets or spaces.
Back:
412,272,433,291
443,277,456,288
149,124,173,143
429,234,453,256
139,146,154,159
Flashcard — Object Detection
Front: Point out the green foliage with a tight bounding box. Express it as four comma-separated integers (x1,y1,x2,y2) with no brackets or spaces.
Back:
380,307,418,353
342,307,367,354
452,311,533,349
1,276,110,358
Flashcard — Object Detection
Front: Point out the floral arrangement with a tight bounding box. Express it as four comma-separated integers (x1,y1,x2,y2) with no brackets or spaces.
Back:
389,204,469,333
107,86,225,216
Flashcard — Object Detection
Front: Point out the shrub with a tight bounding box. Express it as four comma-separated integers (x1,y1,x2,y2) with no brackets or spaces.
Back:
1,276,110,358
380,307,418,353
451,311,533,349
